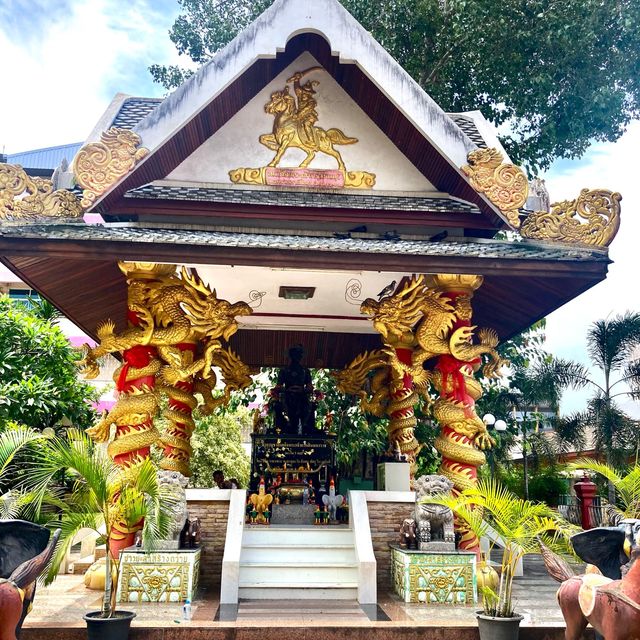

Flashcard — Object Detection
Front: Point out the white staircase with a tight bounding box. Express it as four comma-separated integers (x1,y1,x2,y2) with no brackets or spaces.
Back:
238,526,359,600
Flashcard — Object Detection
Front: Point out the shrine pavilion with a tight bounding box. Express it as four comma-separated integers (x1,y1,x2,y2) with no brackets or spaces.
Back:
0,0,620,612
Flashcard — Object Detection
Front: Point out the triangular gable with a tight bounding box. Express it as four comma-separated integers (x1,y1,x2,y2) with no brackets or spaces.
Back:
87,0,507,227
166,52,435,192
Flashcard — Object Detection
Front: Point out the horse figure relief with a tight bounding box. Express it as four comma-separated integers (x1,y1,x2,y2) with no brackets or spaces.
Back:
229,67,376,189
259,67,357,171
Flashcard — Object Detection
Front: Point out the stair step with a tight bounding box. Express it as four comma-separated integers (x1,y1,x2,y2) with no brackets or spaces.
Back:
240,562,358,568
237,600,368,620
239,581,358,588
242,543,354,548
240,544,356,563
72,556,95,574
238,586,358,600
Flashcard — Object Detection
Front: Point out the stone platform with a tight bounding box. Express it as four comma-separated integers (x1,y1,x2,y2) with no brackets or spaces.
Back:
390,545,476,605
21,555,596,639
117,547,200,603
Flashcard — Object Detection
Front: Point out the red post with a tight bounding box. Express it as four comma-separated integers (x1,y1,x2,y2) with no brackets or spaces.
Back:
574,473,598,530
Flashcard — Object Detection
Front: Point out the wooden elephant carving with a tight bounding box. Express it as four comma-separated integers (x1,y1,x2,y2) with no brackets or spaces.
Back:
0,521,60,640
557,547,640,640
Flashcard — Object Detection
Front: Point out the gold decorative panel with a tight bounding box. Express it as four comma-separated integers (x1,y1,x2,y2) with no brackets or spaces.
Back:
462,148,528,228
73,127,149,209
520,188,621,247
391,545,477,605
0,164,82,221
229,67,375,190
116,548,200,603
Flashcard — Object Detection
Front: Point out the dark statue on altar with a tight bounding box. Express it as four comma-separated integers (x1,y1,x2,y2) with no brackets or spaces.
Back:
271,345,316,435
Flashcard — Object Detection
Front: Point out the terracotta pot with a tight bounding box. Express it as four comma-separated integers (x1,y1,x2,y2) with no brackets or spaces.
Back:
477,612,523,640
84,611,136,640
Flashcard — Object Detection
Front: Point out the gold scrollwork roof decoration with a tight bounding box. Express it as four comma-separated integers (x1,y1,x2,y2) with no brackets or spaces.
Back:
73,127,149,209
520,188,621,247
0,163,83,221
462,148,529,228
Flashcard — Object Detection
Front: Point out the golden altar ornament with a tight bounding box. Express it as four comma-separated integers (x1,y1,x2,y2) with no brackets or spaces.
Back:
0,163,82,220
462,148,529,228
520,188,621,247
73,127,149,209
249,479,273,525
229,67,375,189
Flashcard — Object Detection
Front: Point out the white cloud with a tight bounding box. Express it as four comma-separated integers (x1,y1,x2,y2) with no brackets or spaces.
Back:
0,0,191,153
543,121,640,418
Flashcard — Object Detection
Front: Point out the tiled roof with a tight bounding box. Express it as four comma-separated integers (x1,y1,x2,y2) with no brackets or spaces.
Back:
6,143,82,170
125,185,481,214
111,98,162,130
0,224,607,263
448,115,487,149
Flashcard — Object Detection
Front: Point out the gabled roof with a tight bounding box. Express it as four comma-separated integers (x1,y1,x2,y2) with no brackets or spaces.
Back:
0,223,610,367
84,0,509,229
8,143,82,172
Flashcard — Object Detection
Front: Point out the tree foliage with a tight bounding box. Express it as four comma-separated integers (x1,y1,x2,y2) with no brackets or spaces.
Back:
0,296,98,430
150,0,640,172
552,312,640,468
188,409,251,488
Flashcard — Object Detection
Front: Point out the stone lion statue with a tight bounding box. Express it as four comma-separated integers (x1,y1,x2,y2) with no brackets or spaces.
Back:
414,474,455,551
157,470,189,548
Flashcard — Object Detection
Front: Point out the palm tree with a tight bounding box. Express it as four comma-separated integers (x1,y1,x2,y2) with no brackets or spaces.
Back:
2,427,176,617
481,358,586,498
431,477,574,618
554,313,640,501
0,426,47,516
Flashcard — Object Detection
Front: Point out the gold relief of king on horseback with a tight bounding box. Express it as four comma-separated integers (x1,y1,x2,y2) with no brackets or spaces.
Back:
229,67,376,189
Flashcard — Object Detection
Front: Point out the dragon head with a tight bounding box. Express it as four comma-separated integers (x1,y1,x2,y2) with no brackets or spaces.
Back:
179,268,252,341
465,147,503,170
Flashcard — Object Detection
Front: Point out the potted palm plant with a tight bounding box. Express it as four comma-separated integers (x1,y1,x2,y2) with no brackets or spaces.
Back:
430,477,574,640
7,427,176,640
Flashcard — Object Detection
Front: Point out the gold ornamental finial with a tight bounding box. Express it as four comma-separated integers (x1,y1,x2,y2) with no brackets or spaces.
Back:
0,163,83,221
73,127,149,209
118,262,177,279
520,188,621,247
462,148,528,228
424,274,483,294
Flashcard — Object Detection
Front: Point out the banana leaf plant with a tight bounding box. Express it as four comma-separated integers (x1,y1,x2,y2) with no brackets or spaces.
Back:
428,478,575,617
3,426,177,618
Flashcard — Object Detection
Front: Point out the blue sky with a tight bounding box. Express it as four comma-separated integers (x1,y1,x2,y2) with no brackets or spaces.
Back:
1,0,637,418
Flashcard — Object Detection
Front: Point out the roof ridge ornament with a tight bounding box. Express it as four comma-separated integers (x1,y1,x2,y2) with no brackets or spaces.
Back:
520,188,621,247
229,67,376,190
73,127,149,209
0,163,83,222
461,148,529,228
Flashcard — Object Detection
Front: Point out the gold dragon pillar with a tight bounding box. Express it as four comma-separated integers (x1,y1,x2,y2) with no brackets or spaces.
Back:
384,336,422,469
82,262,172,556
359,278,434,470
157,341,198,476
425,274,498,553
